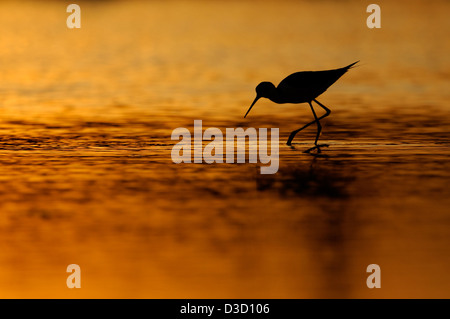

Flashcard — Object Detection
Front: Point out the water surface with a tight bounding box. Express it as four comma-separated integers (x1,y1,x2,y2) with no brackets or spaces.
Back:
0,0,449,298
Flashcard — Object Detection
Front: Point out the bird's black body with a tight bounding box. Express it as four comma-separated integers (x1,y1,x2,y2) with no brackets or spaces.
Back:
275,62,357,103
244,61,358,153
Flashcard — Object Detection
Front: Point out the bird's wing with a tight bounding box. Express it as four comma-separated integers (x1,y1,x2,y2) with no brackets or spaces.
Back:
277,65,354,99
277,71,314,89
276,71,328,102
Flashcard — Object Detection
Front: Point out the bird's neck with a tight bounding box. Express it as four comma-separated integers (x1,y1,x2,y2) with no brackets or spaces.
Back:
266,89,283,103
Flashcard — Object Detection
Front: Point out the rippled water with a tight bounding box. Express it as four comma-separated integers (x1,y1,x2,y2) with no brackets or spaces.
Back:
0,0,449,298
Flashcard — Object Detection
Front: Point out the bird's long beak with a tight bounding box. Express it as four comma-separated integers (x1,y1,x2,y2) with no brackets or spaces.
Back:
244,96,260,118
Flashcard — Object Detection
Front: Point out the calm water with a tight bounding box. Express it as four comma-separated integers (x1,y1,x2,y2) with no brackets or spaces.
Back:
0,0,449,298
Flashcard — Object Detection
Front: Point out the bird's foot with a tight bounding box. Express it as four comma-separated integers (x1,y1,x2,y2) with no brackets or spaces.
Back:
303,144,329,154
286,141,296,150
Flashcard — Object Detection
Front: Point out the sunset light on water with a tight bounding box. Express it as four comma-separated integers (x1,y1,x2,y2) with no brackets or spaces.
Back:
0,0,449,300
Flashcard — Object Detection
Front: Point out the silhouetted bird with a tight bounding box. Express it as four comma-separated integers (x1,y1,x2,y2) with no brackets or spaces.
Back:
244,61,358,153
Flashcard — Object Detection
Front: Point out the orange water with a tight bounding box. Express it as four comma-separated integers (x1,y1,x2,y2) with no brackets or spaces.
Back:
0,0,449,298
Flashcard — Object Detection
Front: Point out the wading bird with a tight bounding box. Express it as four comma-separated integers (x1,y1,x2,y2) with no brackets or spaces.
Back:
244,61,358,153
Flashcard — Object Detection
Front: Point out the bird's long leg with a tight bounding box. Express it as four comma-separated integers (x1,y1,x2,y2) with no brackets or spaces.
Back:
309,102,322,144
313,99,331,117
286,100,331,147
287,119,316,146
303,100,331,153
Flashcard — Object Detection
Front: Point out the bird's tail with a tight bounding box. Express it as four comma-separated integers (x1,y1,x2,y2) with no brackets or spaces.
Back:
345,61,360,69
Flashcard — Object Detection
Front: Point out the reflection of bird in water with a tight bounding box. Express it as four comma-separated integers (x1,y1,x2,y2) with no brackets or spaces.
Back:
244,61,359,153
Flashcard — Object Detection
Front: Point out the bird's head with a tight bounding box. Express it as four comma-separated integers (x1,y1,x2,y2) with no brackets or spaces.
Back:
244,82,276,118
